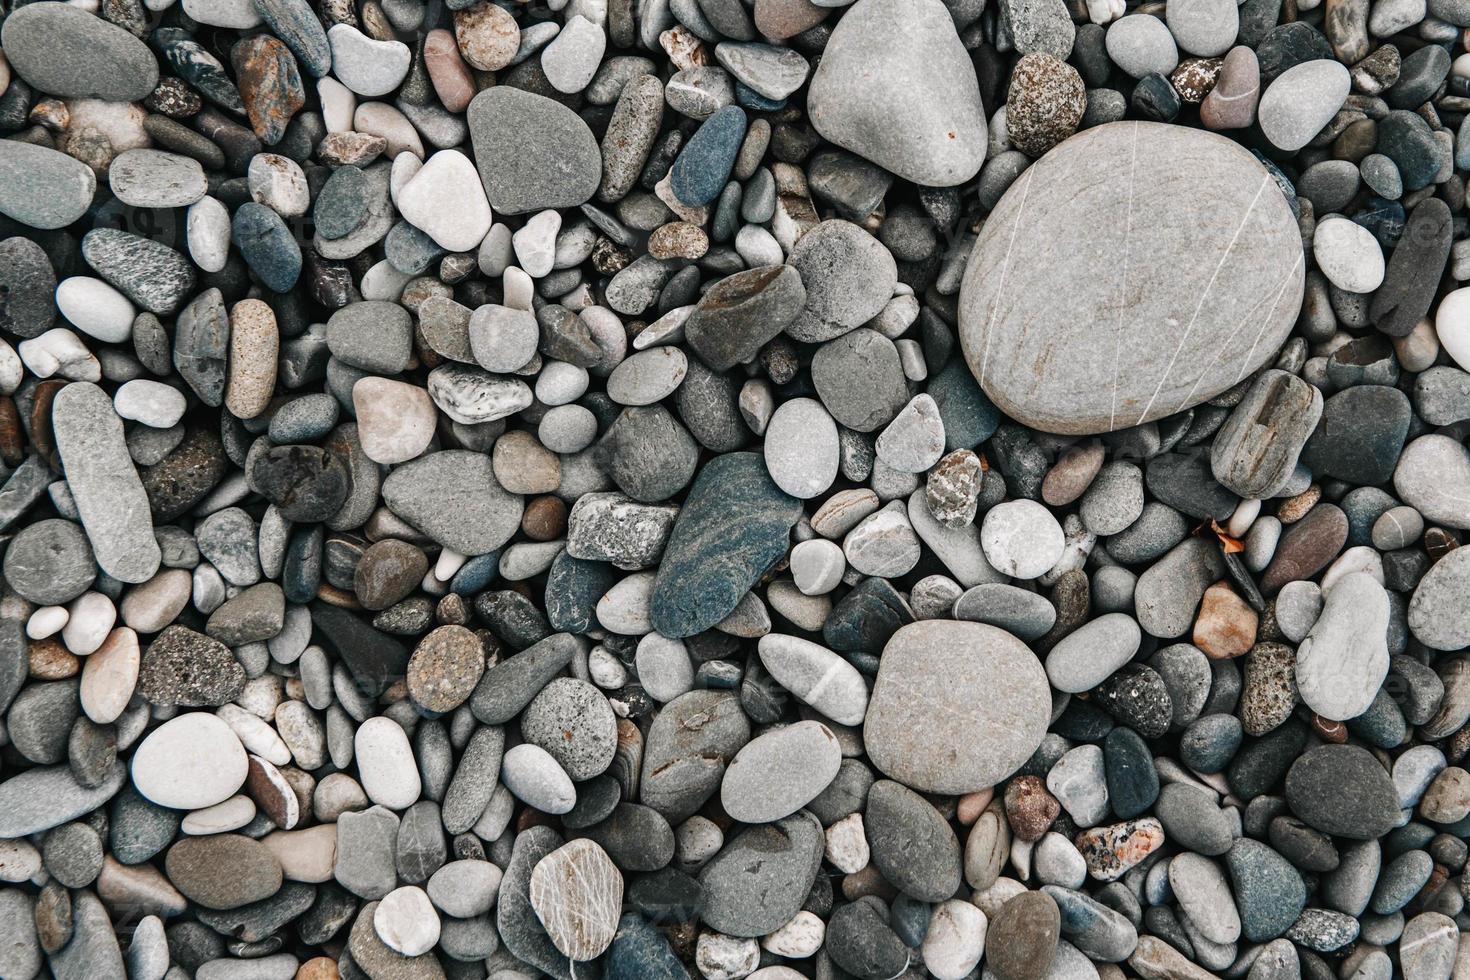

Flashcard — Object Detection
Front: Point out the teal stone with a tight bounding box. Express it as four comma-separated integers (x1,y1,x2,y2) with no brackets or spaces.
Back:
670,105,748,208
252,0,332,76
604,914,691,980
1103,726,1160,819
651,451,801,638
929,356,1001,451
233,202,302,293
1225,838,1307,941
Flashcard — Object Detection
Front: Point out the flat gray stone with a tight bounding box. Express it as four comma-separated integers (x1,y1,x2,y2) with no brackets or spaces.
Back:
864,620,1051,793
807,0,987,186
0,140,97,231
467,87,601,215
52,381,162,584
1,2,159,101
382,450,523,556
0,761,127,837
1211,369,1323,498
1409,545,1470,651
959,121,1304,435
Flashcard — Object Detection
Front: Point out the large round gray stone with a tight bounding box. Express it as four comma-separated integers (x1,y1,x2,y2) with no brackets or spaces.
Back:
863,620,1051,793
959,121,1304,435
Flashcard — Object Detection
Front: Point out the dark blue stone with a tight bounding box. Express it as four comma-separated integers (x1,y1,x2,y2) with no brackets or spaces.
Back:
450,552,500,594
734,82,785,111
384,219,445,276
1179,713,1242,774
669,105,748,208
232,201,301,292
604,914,691,980
650,451,800,638
545,551,618,634
1103,726,1159,819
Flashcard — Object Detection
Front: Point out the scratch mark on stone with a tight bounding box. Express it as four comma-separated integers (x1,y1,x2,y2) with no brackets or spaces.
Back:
1234,252,1304,384
1110,121,1140,434
1135,172,1272,427
980,162,1038,387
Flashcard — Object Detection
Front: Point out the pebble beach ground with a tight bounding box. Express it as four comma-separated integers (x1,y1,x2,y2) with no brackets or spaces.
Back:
0,0,1469,977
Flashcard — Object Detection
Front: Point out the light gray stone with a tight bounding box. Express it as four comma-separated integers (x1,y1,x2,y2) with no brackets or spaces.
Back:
959,121,1304,435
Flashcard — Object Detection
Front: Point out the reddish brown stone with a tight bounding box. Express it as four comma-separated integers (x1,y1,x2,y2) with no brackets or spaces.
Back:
1261,503,1349,593
0,396,24,466
522,495,568,541
424,28,476,113
1192,580,1259,659
232,35,305,144
1004,775,1061,842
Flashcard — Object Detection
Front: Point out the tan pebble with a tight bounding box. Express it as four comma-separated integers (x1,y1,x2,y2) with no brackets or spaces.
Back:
955,788,993,825
648,221,710,260
352,376,436,465
753,0,827,39
1041,441,1104,506
492,429,560,494
29,637,79,679
1277,484,1321,523
80,627,140,724
1192,580,1258,659
454,2,520,71
225,299,279,420
120,568,193,634
297,956,339,980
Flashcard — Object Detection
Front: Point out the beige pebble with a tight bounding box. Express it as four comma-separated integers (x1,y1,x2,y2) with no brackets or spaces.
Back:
225,299,279,419
353,377,437,464
453,2,520,71
80,626,140,724
120,568,193,634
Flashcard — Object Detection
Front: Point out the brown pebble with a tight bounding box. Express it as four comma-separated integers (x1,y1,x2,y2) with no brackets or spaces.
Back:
407,624,485,713
424,28,476,113
297,956,339,980
492,430,560,494
316,132,387,167
1276,484,1321,523
1170,57,1223,104
753,0,827,38
353,538,429,612
246,754,301,830
29,638,80,679
1191,580,1258,659
1004,775,1061,842
231,35,305,144
956,787,994,825
1311,714,1349,743
436,592,470,626
1425,527,1459,561
29,379,64,470
35,880,72,954
522,495,568,540
1260,503,1348,593
841,864,898,902
0,396,23,466
648,221,710,260
1042,441,1105,507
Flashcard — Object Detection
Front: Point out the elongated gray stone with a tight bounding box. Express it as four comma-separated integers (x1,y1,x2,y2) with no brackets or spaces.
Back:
0,2,159,101
0,761,127,838
959,121,1305,435
52,382,162,584
1211,369,1323,498
382,450,523,556
0,140,97,231
650,452,802,638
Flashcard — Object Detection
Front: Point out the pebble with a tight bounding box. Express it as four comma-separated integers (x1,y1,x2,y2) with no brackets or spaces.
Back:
130,712,248,810
807,0,986,186
1258,59,1351,151
721,721,841,824
396,150,493,253
981,499,1065,579
960,122,1303,434
865,621,1050,792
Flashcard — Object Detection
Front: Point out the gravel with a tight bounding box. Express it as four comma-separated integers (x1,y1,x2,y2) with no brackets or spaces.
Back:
0,0,1467,976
